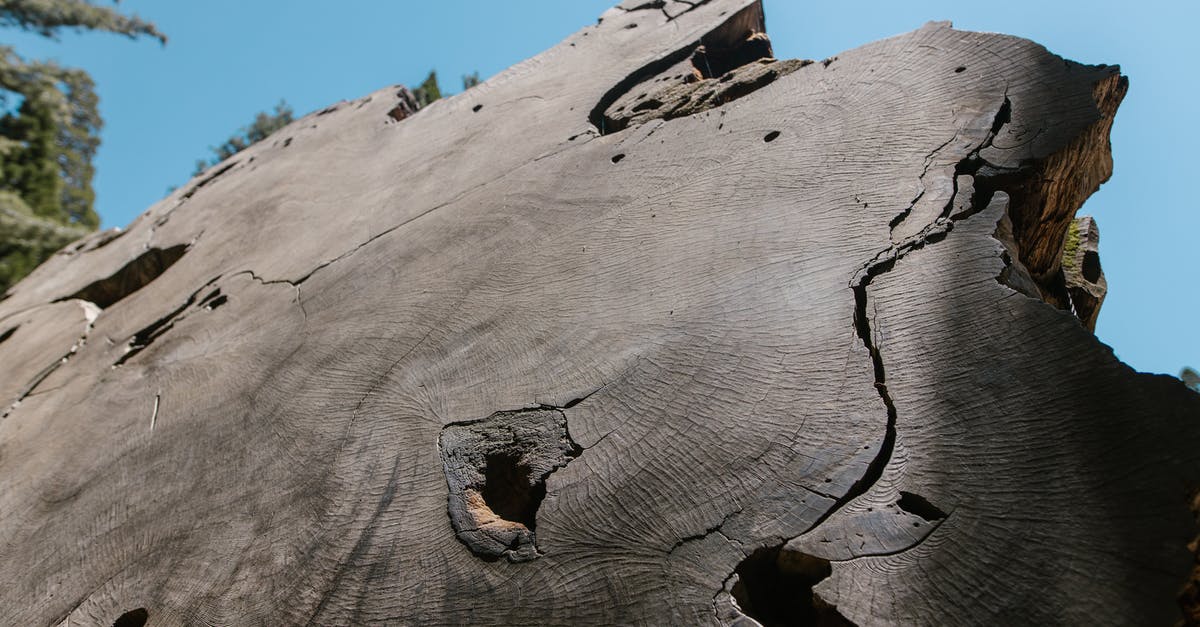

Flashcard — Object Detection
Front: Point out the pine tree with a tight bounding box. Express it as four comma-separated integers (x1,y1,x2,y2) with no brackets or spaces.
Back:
0,90,61,218
56,68,101,228
412,71,442,108
0,0,160,294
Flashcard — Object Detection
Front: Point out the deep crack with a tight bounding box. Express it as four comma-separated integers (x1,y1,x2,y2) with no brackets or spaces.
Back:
2,300,99,419
112,275,222,367
667,507,743,555
835,96,1014,527
716,95,1019,627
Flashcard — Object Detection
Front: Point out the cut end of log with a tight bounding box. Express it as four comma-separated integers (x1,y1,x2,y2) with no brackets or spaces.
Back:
1,2,1196,624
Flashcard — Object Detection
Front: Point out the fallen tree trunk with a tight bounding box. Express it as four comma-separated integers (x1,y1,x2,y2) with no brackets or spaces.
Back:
1,1,1197,624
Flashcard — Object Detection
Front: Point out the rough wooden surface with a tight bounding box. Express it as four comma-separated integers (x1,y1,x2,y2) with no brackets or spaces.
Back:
1,1,1197,624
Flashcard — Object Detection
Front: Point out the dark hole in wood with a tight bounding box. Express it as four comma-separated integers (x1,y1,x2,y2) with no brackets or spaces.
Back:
896,491,948,522
611,153,626,164
112,608,148,627
480,452,543,529
1082,250,1102,283
763,130,781,143
0,326,15,345
691,28,773,79
440,408,581,561
205,294,228,311
632,98,663,112
731,547,852,626
955,66,966,73
201,289,221,305
59,245,188,309
472,104,483,112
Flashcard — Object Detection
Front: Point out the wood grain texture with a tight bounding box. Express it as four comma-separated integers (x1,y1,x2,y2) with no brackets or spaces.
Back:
0,2,1196,625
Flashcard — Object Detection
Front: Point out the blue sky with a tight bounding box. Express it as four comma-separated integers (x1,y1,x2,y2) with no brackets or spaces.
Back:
7,0,1196,377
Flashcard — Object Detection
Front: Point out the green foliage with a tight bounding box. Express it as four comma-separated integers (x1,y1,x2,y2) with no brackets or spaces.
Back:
194,100,294,176
412,70,441,108
0,0,161,294
187,67,481,181
56,68,100,227
1183,367,1200,393
0,48,101,226
1061,217,1080,272
0,51,100,229
0,0,165,42
0,190,87,293
0,89,60,218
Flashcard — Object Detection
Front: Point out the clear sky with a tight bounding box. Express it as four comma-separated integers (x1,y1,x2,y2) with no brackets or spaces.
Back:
7,0,1196,377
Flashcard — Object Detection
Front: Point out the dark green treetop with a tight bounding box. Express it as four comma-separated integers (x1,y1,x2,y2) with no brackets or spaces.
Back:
0,0,161,294
412,70,442,109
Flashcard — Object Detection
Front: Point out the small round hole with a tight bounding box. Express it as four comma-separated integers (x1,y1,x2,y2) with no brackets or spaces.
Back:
763,130,780,143
113,608,148,627
611,154,626,164
1082,250,1102,283
955,66,966,73
472,104,483,112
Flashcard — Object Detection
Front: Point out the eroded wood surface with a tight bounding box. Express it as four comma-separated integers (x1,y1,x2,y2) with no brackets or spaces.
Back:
0,1,1197,624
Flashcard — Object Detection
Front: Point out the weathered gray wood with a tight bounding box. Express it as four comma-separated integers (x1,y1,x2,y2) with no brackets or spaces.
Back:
0,1,1196,625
